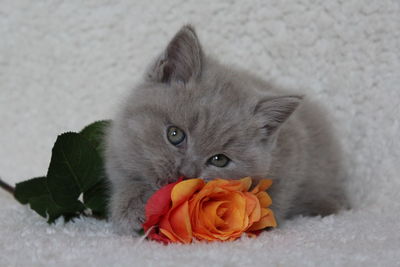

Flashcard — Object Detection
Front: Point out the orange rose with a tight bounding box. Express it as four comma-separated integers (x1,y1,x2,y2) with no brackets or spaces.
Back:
142,177,276,244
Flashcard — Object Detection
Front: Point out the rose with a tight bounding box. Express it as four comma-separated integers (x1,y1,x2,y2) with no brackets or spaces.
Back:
142,177,276,244
142,177,277,243
189,178,276,242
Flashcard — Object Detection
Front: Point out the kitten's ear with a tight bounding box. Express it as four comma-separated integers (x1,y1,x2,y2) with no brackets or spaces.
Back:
147,25,203,84
254,95,303,136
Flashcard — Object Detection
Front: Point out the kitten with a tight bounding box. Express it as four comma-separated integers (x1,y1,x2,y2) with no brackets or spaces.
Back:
105,25,348,235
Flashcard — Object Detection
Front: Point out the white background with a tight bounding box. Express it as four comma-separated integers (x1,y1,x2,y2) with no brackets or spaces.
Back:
1,0,399,266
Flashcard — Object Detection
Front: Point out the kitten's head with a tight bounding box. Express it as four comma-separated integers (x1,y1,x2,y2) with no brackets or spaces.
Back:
107,25,301,188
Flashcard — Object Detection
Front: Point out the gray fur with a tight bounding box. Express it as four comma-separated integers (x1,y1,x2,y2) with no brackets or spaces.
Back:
105,25,349,235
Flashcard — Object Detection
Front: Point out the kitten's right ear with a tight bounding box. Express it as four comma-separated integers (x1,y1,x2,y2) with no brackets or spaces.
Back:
147,25,203,84
254,95,303,136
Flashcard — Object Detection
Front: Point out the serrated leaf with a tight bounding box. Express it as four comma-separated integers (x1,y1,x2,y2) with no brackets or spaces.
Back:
14,177,84,223
46,132,103,207
14,177,47,204
80,120,111,155
14,120,112,224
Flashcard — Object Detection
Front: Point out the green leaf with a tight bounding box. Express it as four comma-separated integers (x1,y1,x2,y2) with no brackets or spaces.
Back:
14,177,47,204
14,120,112,224
80,120,111,155
14,177,84,223
83,178,108,218
29,195,85,223
80,120,111,218
46,132,103,207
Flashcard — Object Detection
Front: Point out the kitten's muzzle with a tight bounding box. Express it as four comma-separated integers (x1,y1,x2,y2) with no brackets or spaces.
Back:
178,162,201,179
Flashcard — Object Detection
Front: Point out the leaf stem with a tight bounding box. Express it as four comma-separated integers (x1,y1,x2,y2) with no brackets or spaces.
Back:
0,177,15,195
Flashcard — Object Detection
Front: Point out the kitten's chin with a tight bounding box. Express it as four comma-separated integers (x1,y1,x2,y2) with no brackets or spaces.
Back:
155,175,184,187
199,176,243,182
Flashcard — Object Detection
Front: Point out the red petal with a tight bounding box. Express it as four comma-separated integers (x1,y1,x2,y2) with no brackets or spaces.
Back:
147,227,171,244
142,178,183,231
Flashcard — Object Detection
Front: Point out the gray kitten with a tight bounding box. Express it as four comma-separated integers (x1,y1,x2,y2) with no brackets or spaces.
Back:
105,25,348,235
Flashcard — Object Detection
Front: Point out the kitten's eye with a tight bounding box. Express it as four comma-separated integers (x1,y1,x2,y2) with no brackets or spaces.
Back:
167,126,186,146
208,154,230,168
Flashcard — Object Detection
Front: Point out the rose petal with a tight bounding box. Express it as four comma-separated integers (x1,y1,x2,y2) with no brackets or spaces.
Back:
142,179,181,231
202,200,228,227
256,191,272,207
159,228,178,243
161,201,192,243
251,179,272,194
192,195,231,240
223,192,247,231
239,177,252,191
148,228,172,244
190,201,215,240
171,179,205,206
157,179,204,244
247,208,277,231
244,192,261,226
219,177,251,192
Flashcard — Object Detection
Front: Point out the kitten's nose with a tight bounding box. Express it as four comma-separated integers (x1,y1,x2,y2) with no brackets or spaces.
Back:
178,163,200,179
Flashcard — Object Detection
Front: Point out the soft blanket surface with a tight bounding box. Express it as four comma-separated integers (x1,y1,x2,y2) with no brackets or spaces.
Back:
1,0,399,266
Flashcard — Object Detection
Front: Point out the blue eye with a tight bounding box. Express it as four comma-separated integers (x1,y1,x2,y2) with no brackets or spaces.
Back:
167,126,186,146
208,154,230,168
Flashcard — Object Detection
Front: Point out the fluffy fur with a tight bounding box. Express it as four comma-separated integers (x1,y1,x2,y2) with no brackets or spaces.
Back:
105,25,348,234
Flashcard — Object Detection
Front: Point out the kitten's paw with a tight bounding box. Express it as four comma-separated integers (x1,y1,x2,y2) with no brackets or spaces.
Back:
111,207,146,236
108,182,154,236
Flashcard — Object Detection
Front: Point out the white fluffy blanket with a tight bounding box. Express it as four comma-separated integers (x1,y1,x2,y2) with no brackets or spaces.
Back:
1,0,399,266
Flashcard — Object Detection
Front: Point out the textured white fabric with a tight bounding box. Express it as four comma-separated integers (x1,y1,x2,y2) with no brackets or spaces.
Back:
1,0,399,266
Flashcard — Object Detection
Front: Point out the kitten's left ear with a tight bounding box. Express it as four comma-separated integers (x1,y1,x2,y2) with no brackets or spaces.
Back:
254,95,303,136
147,25,203,84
